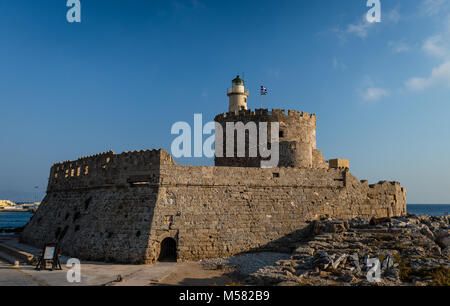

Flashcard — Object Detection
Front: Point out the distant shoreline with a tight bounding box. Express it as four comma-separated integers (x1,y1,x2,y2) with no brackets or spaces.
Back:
0,209,34,213
408,204,450,205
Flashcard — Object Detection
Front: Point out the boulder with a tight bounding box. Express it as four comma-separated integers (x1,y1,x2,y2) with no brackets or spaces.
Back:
442,247,450,259
384,267,400,282
381,255,394,271
332,254,347,269
419,225,435,240
370,217,392,226
313,252,333,270
435,229,449,249
294,246,315,256
277,281,301,286
348,253,361,273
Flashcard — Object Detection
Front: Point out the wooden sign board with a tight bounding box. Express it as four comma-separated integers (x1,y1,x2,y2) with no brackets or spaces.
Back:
43,246,56,260
35,243,62,271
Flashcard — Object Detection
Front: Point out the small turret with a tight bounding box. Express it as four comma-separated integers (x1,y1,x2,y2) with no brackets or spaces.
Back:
227,75,249,112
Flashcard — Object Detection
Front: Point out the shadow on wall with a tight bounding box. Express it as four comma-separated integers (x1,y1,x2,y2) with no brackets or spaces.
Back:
244,223,314,255
20,154,164,264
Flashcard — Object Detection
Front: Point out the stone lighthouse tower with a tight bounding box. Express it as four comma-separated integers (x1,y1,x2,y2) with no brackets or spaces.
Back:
227,75,249,112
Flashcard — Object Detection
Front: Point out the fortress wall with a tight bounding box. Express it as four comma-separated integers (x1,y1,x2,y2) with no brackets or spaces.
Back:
47,149,175,192
368,180,407,217
21,149,176,263
21,186,159,263
159,165,345,187
312,149,328,169
144,164,407,262
22,150,406,264
339,174,407,219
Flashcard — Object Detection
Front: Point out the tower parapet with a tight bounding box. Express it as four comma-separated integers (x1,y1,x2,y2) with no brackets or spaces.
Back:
214,107,324,168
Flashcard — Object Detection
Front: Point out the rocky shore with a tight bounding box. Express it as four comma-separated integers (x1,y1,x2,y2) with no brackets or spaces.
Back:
203,214,449,286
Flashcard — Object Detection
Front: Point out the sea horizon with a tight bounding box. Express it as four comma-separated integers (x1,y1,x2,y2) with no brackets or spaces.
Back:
1,204,449,230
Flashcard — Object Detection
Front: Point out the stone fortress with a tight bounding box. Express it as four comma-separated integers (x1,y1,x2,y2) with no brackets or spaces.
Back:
22,76,407,264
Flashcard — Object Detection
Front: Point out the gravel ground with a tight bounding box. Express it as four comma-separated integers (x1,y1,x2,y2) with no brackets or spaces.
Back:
200,252,290,276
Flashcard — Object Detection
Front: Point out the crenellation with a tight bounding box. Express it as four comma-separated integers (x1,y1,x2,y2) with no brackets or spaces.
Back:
288,110,300,117
215,107,319,168
215,109,318,121
24,146,406,264
47,149,174,192
271,109,286,116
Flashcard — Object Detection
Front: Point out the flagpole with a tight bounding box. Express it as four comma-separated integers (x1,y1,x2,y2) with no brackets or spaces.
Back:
260,86,268,109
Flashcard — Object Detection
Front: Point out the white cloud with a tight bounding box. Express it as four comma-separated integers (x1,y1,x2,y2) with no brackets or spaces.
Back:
361,87,389,102
346,17,373,39
332,57,347,70
405,77,432,91
422,35,448,58
405,61,450,91
388,41,410,53
422,0,448,16
404,12,450,92
386,8,401,23
338,9,401,41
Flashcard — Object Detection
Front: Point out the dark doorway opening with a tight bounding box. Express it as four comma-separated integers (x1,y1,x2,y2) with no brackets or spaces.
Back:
158,237,177,262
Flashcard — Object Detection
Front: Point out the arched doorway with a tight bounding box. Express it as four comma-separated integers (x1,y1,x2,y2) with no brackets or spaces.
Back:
158,237,177,262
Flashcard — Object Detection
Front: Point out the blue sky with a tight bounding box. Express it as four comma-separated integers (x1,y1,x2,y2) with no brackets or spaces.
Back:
0,0,449,203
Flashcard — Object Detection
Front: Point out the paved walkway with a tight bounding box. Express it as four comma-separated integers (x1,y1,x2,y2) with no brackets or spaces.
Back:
0,235,178,286
0,259,40,286
0,256,178,286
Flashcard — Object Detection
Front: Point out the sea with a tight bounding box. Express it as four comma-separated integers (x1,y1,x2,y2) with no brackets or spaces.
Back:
407,204,450,217
0,212,33,230
0,205,449,231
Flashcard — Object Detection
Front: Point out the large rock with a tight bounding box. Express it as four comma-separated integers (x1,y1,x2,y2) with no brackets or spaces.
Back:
294,246,315,256
419,225,435,240
435,229,450,249
348,253,361,273
442,247,450,259
370,217,392,226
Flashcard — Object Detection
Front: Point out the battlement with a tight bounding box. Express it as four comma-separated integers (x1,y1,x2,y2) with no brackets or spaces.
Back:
214,109,316,121
53,151,116,167
25,149,407,264
48,149,175,192
329,159,350,170
357,179,405,194
368,180,403,189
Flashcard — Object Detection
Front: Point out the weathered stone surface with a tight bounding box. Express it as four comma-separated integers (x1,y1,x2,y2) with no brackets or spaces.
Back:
435,230,450,249
329,159,349,170
214,109,322,168
236,215,449,286
20,104,408,264
293,246,315,256
420,225,435,240
20,148,407,264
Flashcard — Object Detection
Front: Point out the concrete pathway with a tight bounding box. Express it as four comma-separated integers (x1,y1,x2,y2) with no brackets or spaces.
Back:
0,235,178,286
0,257,178,286
0,259,40,286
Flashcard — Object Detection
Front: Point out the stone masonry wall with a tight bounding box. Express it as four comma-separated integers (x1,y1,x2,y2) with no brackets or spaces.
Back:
214,109,327,168
21,149,172,263
22,149,406,264
145,164,406,262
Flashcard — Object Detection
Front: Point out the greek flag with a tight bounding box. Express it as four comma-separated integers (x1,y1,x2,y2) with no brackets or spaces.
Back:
260,86,268,95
